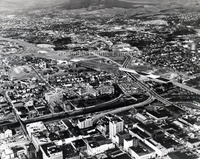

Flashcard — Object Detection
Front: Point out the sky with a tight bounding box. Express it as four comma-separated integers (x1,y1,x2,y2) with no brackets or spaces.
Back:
0,0,69,12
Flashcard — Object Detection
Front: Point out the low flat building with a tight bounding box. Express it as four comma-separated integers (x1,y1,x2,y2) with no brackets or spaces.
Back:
26,121,50,151
1,148,14,159
146,109,169,121
61,143,80,159
128,138,156,159
129,127,150,141
77,117,93,129
168,151,199,159
86,135,115,156
40,142,63,159
135,113,149,124
186,138,200,148
137,123,160,137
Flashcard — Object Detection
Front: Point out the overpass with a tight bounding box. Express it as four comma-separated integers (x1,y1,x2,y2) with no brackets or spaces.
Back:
125,72,172,106
172,81,200,95
121,56,172,106
92,95,154,122
120,67,200,96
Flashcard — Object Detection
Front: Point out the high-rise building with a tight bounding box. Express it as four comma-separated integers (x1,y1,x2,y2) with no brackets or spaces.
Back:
109,116,124,141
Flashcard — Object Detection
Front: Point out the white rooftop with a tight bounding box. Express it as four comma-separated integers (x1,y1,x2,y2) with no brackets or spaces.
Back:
26,121,47,134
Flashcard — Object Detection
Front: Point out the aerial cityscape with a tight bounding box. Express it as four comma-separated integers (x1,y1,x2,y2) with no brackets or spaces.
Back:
1,0,200,159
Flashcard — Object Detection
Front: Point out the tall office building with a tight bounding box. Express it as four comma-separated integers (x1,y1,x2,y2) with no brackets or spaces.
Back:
109,116,124,141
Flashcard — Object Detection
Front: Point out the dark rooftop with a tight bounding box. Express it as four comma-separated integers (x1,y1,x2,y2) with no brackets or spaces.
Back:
129,140,154,156
61,143,79,158
110,116,123,123
130,127,150,139
146,109,170,119
168,151,199,159
188,138,200,144
72,139,86,149
105,153,132,159
137,123,160,135
41,143,62,158
154,135,179,149
62,119,74,129
59,130,71,139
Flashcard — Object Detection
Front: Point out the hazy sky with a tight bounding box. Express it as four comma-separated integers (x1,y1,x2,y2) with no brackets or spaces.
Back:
0,0,69,11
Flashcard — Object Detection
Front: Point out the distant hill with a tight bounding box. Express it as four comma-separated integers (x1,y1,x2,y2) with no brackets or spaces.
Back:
59,0,149,9
0,0,146,11
1,0,200,13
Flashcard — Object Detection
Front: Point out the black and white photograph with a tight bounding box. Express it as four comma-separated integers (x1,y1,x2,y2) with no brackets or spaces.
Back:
1,0,200,159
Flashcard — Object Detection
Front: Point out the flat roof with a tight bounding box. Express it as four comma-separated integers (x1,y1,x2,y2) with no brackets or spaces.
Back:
168,151,199,159
125,137,138,142
188,138,200,144
26,121,47,133
116,131,130,137
61,143,78,158
137,123,160,135
112,153,132,159
105,153,132,159
110,116,123,123
154,136,179,149
166,105,185,114
89,141,100,148
130,127,150,139
41,143,62,158
146,109,170,119
129,140,154,156
59,130,71,139
87,135,112,147
72,139,86,148
62,119,74,129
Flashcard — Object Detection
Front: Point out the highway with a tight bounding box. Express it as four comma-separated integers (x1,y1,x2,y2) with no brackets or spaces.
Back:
118,84,138,101
120,64,200,103
2,37,177,138
23,93,124,124
172,81,200,95
122,55,172,106
92,94,154,122
121,55,200,96
4,89,125,125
